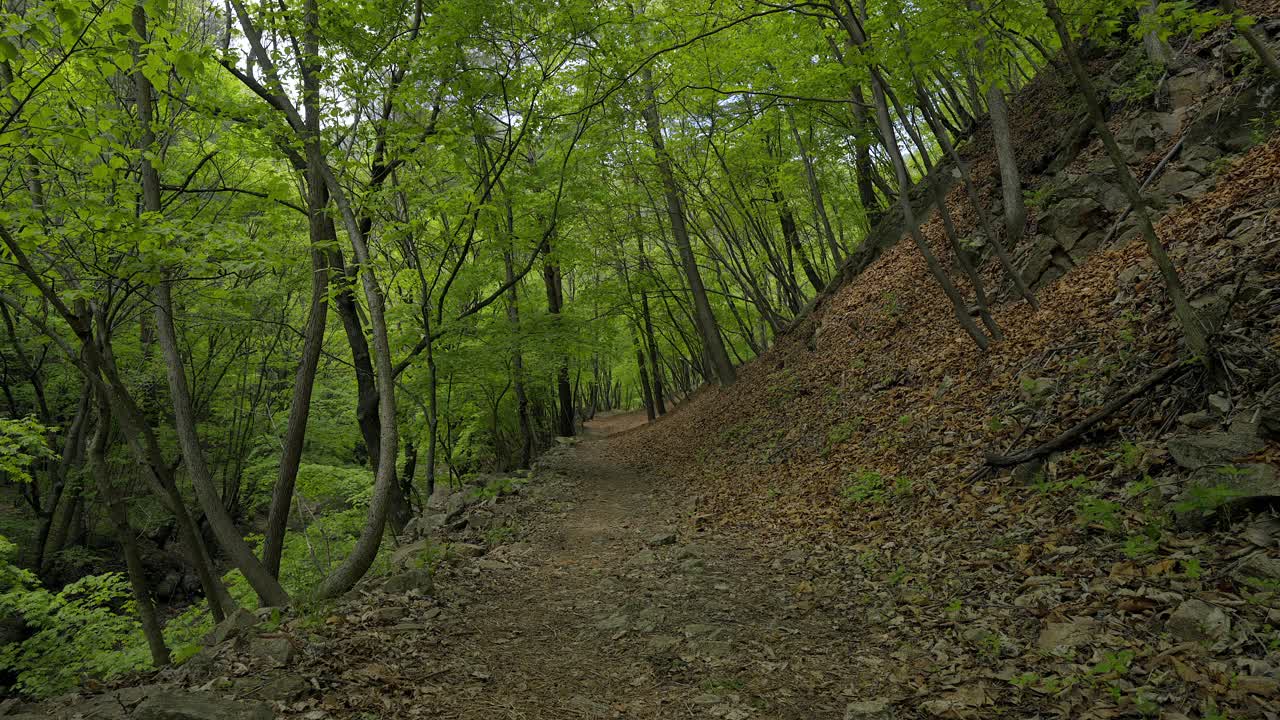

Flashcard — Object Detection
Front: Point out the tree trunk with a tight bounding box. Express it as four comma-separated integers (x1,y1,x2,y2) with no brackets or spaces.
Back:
783,105,842,265
914,79,1038,307
90,397,169,667
640,71,735,386
262,186,331,578
543,257,576,437
1043,0,1211,365
1221,0,1280,80
135,1,288,608
505,250,534,467
834,4,990,350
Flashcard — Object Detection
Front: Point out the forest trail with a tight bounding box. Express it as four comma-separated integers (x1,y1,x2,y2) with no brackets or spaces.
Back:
305,413,883,719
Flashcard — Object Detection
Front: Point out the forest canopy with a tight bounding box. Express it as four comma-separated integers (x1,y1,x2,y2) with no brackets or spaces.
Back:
0,0,1265,697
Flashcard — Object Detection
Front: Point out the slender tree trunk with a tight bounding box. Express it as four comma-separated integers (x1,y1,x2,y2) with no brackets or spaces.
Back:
783,105,842,265
543,256,576,437
505,251,534,467
262,193,330,578
424,313,439,500
135,1,288,608
641,71,735,386
90,397,169,667
634,330,656,421
835,4,990,350
1221,0,1280,80
914,80,1038,307
1044,0,1211,364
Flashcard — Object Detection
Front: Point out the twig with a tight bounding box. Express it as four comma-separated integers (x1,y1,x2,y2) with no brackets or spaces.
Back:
985,360,1191,467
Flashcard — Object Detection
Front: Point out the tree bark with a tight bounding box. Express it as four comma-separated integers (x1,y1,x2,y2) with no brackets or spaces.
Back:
135,1,289,608
505,250,534,467
543,255,576,437
640,70,735,386
90,397,169,667
1044,0,1211,366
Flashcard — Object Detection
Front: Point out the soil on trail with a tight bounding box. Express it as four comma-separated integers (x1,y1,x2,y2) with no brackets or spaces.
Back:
304,412,876,719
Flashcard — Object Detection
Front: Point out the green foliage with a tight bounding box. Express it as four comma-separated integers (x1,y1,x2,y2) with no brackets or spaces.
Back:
840,469,888,505
0,416,55,484
1076,496,1122,532
0,537,149,697
824,418,862,452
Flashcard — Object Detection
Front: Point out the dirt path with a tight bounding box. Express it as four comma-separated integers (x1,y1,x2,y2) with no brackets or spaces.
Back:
294,412,884,719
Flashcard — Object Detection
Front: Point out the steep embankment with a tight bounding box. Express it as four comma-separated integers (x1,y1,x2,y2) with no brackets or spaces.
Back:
606,23,1280,720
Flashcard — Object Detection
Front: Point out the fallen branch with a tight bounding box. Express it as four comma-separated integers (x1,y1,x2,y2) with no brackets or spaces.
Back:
985,359,1190,467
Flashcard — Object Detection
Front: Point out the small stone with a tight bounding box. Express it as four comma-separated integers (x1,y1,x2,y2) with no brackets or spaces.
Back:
692,639,733,658
647,635,682,653
475,559,511,571
647,531,677,546
246,636,296,666
1233,553,1280,588
204,607,257,646
1167,599,1230,643
390,539,434,569
1209,393,1233,414
133,690,273,720
1236,676,1280,697
626,549,656,567
383,568,434,594
1011,458,1046,486
369,607,408,624
1175,463,1280,528
451,542,487,558
679,558,705,573
1177,411,1218,430
845,699,895,720
1036,617,1099,653
594,613,629,631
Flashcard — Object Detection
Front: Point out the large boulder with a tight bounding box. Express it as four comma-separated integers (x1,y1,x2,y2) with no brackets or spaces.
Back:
1175,463,1280,528
1167,431,1264,470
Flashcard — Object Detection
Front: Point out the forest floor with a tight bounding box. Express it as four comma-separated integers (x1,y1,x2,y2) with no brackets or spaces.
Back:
281,410,890,720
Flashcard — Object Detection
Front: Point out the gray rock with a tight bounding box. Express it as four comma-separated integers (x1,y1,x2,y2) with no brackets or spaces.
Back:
626,548,656,567
646,635,682,653
1167,599,1230,643
647,531,677,546
451,542,486,558
1167,431,1264,469
1233,553,1280,589
382,568,434,594
845,699,895,720
1153,169,1202,199
390,539,435,569
1168,68,1222,111
234,673,309,702
204,607,257,646
445,491,478,519
1177,411,1219,430
1175,463,1280,528
246,636,295,667
1036,617,1099,653
1011,458,1046,486
369,607,408,624
679,558,705,573
133,690,273,720
475,559,511,571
